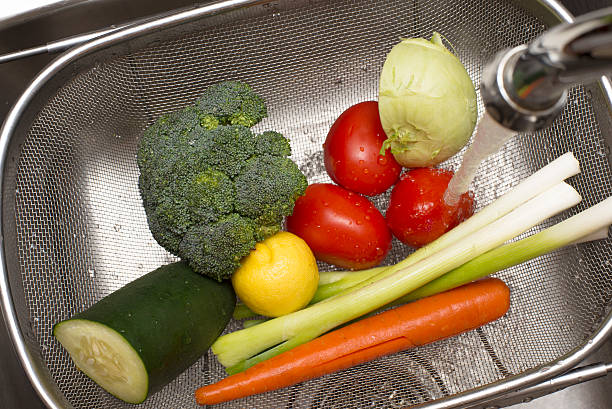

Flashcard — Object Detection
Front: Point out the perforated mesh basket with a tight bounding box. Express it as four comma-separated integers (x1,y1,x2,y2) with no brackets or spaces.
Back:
1,0,611,408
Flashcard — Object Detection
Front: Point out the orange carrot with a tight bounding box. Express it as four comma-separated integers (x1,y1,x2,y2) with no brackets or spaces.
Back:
195,277,510,405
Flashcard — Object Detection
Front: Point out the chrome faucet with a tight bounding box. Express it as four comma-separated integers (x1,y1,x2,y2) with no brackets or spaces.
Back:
481,7,612,132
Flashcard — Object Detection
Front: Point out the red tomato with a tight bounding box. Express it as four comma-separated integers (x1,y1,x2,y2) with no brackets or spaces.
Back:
323,101,401,196
386,168,475,249
286,183,391,269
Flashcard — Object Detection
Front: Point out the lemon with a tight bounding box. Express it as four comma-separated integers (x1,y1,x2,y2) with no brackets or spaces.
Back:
232,231,319,317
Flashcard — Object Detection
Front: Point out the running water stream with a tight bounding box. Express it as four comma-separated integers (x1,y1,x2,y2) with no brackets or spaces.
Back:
443,113,516,206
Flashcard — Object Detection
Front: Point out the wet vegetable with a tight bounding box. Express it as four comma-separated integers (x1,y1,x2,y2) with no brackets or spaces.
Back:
286,183,391,270
378,33,477,167
324,101,401,195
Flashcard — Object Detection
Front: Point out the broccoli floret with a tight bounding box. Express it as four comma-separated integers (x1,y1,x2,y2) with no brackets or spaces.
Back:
195,81,267,127
137,81,307,281
178,214,257,282
255,131,292,157
234,155,308,237
206,125,256,177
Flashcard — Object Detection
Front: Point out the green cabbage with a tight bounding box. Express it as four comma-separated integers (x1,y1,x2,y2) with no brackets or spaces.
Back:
378,33,477,168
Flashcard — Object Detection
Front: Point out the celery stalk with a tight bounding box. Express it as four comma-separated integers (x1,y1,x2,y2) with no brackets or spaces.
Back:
211,182,582,369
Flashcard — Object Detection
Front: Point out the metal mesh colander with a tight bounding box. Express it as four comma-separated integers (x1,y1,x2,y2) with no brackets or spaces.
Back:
1,0,612,408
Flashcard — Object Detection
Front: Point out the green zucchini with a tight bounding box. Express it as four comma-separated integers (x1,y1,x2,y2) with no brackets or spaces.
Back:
53,261,235,404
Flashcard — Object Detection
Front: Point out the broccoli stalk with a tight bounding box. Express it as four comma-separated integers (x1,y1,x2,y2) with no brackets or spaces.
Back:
137,81,307,281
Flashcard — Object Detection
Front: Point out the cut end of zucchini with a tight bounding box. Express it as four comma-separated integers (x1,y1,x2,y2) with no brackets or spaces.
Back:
53,319,149,404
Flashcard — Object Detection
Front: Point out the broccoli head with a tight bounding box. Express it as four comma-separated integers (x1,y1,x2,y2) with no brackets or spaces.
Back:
195,81,267,128
137,81,307,281
255,131,292,157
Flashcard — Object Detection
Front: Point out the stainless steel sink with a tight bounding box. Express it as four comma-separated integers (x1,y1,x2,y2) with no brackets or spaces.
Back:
1,1,610,408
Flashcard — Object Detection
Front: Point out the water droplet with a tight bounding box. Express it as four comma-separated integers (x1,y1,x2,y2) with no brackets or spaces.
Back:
377,156,388,165
359,146,365,152
356,220,363,225
323,201,329,207
363,168,369,175
358,160,364,165
354,201,361,207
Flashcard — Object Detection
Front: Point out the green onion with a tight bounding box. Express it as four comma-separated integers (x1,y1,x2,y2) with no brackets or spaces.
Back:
388,195,612,307
212,178,582,370
232,152,580,320
242,319,267,329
